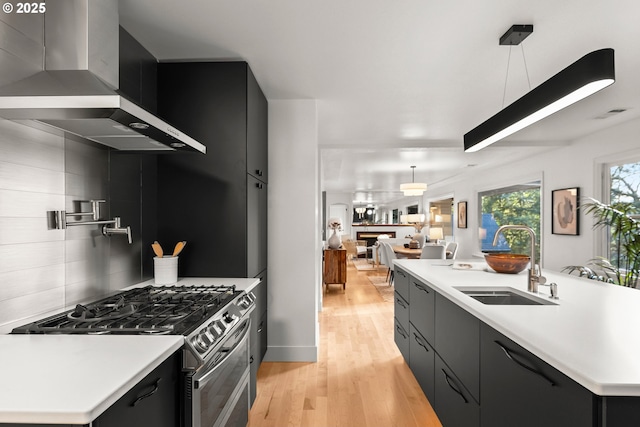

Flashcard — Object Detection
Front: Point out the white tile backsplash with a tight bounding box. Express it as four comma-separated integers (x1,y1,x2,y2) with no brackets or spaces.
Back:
0,120,145,331
0,264,64,302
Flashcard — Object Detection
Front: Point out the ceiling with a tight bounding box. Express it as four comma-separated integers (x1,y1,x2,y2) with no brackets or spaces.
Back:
119,0,640,206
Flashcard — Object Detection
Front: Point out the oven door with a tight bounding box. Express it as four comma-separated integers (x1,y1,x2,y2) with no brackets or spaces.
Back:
188,318,251,427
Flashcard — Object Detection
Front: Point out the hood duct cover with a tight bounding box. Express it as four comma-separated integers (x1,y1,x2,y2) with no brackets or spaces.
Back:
0,0,205,153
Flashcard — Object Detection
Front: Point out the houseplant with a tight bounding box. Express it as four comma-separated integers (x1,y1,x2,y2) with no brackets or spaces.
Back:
563,198,640,287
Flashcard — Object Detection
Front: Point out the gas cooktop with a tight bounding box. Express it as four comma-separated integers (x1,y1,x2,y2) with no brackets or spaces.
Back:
12,285,243,336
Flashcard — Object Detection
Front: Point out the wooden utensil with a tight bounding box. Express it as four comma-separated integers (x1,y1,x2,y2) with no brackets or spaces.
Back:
152,241,164,257
172,241,186,257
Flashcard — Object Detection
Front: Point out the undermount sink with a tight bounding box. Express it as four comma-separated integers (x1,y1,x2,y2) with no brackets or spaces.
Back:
454,287,557,306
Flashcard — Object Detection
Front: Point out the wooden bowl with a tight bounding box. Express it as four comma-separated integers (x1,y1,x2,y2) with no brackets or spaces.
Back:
484,253,530,274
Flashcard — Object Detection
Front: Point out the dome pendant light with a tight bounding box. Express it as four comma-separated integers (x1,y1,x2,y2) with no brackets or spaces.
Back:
400,166,427,196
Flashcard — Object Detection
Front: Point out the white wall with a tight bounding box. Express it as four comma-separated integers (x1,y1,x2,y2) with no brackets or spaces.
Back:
426,117,640,272
266,99,320,362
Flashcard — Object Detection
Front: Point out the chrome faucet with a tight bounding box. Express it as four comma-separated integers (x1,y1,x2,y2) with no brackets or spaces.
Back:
46,200,133,244
102,217,133,244
492,225,545,293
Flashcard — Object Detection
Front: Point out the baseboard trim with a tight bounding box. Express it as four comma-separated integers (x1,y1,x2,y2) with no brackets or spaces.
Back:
262,345,318,362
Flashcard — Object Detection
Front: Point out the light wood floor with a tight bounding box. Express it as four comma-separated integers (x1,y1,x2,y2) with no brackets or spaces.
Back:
248,261,442,427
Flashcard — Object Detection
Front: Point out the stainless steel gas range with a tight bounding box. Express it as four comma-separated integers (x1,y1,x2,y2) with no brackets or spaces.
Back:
12,284,256,427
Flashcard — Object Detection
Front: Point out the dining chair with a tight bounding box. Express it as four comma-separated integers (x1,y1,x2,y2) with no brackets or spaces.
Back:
377,242,390,282
420,245,446,259
445,242,459,259
382,242,398,285
342,239,357,260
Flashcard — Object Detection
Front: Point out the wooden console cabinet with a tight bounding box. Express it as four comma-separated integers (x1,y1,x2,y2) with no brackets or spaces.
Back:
323,249,347,292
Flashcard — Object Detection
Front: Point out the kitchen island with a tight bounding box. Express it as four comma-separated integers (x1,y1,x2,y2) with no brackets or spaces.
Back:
394,258,640,427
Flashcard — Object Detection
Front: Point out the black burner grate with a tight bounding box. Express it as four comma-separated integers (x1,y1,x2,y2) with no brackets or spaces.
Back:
14,285,240,335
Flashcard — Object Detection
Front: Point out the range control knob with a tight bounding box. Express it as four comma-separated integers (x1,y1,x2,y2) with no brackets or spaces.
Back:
238,296,253,309
191,333,210,353
223,312,236,323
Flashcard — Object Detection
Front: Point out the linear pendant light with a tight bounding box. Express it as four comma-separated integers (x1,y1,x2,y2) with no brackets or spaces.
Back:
464,48,615,152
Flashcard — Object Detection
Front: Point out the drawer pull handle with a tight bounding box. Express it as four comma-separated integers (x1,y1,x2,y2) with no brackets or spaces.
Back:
442,369,468,404
396,298,407,309
414,283,429,293
495,341,556,387
413,333,429,352
255,183,264,189
256,169,263,176
257,321,264,333
132,378,161,407
396,325,408,339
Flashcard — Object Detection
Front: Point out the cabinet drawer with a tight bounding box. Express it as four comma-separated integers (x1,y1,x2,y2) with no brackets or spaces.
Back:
93,352,179,427
257,311,268,361
409,323,435,404
394,317,410,362
394,291,409,331
480,323,593,427
252,276,267,318
435,293,480,403
434,355,480,427
394,267,410,301
409,278,435,344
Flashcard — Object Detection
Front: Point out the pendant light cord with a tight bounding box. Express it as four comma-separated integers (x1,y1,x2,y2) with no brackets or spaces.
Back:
502,44,532,108
521,44,532,90
502,46,513,108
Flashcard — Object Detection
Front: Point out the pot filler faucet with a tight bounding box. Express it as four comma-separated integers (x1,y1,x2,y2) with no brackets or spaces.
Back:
492,225,546,293
47,200,132,244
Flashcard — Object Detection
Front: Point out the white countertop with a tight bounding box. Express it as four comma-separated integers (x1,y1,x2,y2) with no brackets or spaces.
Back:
0,335,183,424
395,259,640,396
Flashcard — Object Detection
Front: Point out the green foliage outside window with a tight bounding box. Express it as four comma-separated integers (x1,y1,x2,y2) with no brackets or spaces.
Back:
481,188,541,260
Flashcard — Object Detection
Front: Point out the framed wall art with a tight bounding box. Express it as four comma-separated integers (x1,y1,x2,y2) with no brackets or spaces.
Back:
457,201,467,229
552,187,580,235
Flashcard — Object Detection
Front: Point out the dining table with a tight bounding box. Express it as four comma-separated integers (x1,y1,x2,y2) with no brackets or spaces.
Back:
392,244,450,259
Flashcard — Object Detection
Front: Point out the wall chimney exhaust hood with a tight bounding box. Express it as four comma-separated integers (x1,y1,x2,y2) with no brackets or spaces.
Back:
0,0,206,154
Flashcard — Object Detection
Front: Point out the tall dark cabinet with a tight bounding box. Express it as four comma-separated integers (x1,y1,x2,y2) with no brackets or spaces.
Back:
156,61,267,279
156,61,268,407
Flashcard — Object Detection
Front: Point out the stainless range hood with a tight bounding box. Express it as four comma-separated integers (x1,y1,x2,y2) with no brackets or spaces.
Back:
0,0,206,153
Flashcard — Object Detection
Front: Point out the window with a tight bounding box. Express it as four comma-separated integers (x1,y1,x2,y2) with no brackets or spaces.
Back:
605,159,640,263
479,181,541,260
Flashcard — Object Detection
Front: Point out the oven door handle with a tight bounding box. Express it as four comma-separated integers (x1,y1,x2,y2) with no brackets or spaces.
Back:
194,319,250,388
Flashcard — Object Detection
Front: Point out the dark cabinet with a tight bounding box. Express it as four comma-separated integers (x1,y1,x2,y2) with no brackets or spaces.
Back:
434,354,480,427
409,323,435,403
409,277,435,344
435,294,480,404
394,267,411,362
394,292,409,333
599,396,640,426
394,317,410,361
247,174,268,278
93,352,179,427
119,26,158,113
246,66,268,183
250,274,268,405
156,61,268,278
480,323,593,427
394,267,410,302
